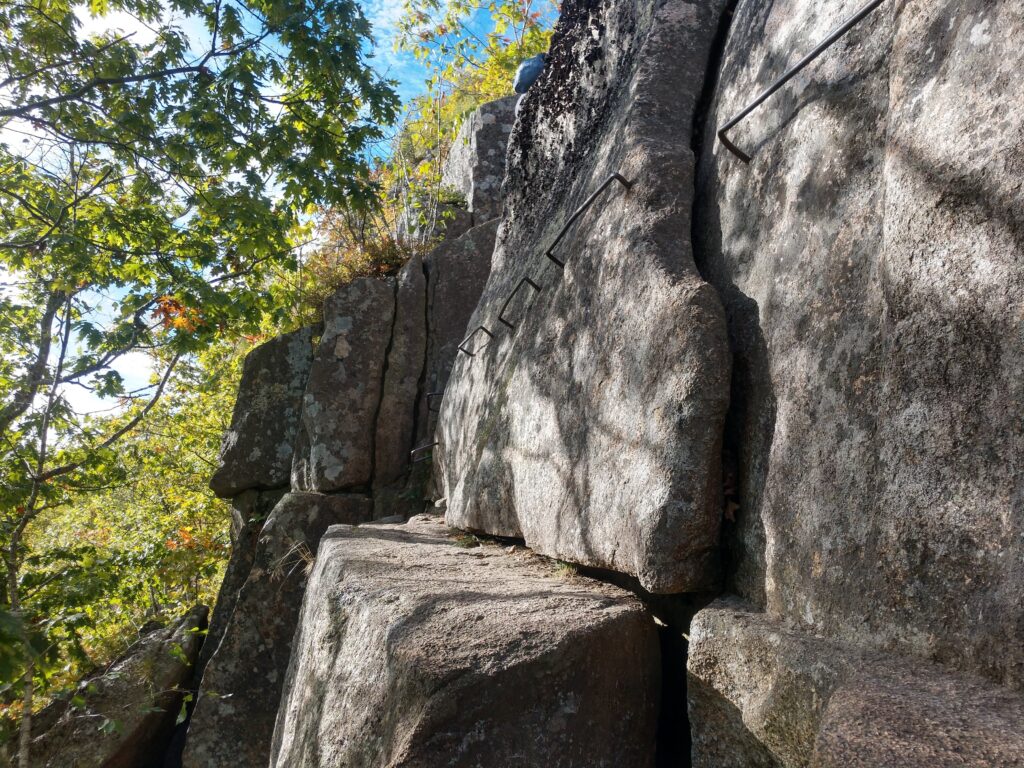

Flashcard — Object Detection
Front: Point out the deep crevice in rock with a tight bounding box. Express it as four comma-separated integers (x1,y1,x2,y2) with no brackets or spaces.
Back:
690,0,741,162
368,279,400,491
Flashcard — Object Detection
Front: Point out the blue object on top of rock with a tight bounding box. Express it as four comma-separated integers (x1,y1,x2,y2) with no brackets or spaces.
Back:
513,54,546,94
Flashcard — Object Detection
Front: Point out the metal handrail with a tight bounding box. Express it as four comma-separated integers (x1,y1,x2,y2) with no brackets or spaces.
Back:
457,325,495,357
497,276,543,330
410,440,438,463
456,172,634,357
426,391,444,412
545,173,633,268
717,0,887,163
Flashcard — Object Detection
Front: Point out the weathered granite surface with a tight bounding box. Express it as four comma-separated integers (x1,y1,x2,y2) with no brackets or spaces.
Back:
694,0,1024,687
270,515,660,768
687,600,1024,768
195,488,285,677
437,0,731,592
292,279,395,492
373,254,426,488
417,218,499,440
441,95,517,221
183,493,372,768
209,327,315,497
31,606,207,768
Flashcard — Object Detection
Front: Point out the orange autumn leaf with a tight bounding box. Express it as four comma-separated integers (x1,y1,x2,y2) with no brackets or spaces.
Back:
152,295,204,333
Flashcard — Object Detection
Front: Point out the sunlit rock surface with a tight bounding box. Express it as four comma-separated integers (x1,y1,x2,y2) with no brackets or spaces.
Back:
271,515,660,768
183,493,372,768
437,0,732,593
209,327,315,498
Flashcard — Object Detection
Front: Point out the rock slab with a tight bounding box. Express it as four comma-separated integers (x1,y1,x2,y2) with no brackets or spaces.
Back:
687,599,1024,768
374,254,427,489
292,279,395,492
209,327,315,497
695,0,1024,686
418,218,499,439
31,606,207,768
438,0,731,593
441,95,517,221
195,488,285,677
183,492,372,768
270,514,661,768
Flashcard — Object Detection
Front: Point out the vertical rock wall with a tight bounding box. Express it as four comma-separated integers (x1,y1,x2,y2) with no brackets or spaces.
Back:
183,97,509,768
694,0,1024,689
441,95,517,221
437,0,732,593
171,2,1024,767
689,0,1024,763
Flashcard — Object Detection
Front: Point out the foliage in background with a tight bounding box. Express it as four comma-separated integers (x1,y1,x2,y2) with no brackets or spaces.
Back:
0,338,246,747
0,0,559,758
391,0,557,208
0,0,397,757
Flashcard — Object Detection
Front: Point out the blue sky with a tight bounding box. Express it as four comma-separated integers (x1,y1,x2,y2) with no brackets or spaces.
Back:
5,0,445,417
360,0,431,103
61,0,433,415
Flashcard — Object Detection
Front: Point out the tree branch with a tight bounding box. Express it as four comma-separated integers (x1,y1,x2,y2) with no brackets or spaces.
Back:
33,352,182,483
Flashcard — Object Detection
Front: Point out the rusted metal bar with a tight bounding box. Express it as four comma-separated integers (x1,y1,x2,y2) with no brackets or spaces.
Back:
410,441,438,463
497,276,543,330
717,0,888,163
545,173,633,269
426,391,444,412
457,325,495,357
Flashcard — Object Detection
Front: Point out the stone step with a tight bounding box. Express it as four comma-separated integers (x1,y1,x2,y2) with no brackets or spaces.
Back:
688,599,1024,768
270,514,661,768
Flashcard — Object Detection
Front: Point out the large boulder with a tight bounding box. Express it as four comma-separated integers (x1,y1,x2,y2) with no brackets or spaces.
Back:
270,515,660,768
183,493,372,768
694,0,1024,686
687,600,1024,767
441,95,517,221
209,327,315,497
292,279,395,492
437,0,732,592
30,606,207,768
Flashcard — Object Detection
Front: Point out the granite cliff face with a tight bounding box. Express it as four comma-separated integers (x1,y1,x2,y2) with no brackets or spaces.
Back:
164,0,1024,766
436,0,732,594
686,0,1024,763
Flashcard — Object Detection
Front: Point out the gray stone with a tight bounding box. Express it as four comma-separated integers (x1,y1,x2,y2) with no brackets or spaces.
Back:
373,255,426,489
195,488,285,677
209,327,315,497
270,515,660,768
418,218,499,440
687,600,1024,768
441,95,517,221
31,606,207,768
694,0,1024,686
183,493,372,768
437,0,731,593
292,279,395,492
812,666,1024,768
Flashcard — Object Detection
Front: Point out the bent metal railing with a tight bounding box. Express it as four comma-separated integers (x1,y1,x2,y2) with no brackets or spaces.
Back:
545,173,634,268
717,0,888,163
457,325,495,357
498,276,543,330
456,172,634,358
410,440,438,463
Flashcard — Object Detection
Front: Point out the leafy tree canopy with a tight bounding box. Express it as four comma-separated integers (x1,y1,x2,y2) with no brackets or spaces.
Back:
0,0,398,752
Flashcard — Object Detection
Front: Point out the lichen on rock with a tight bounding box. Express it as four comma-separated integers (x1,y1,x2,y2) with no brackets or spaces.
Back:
437,0,732,593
